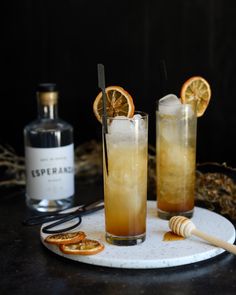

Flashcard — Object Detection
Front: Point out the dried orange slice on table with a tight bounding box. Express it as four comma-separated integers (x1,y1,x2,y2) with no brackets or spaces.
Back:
93,85,135,123
180,76,211,117
59,238,104,255
44,231,86,245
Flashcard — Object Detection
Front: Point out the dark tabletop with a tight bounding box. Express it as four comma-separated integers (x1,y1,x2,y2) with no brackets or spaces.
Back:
1,180,236,295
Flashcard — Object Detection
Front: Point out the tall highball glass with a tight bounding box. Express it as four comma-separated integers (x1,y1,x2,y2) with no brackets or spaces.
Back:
156,96,197,220
103,112,148,246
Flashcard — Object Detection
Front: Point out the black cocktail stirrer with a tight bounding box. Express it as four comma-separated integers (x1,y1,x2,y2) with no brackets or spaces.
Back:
97,63,109,175
159,59,168,98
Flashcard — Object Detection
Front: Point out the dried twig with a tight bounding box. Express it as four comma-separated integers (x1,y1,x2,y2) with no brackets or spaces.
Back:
0,145,25,186
1,142,236,220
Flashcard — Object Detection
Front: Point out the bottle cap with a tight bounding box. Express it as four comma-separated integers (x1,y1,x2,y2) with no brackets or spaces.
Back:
37,83,58,105
37,83,58,92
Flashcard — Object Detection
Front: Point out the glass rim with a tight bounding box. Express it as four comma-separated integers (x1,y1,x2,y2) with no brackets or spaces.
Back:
156,102,196,114
103,111,148,120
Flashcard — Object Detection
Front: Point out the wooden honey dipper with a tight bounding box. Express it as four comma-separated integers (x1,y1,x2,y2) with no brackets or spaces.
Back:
169,216,236,255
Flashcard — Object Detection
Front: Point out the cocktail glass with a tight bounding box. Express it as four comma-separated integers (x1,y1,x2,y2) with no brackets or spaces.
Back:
156,95,197,220
103,112,148,246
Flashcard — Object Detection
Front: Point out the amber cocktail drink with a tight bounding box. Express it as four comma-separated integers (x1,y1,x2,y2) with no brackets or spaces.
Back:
103,113,148,246
156,95,197,219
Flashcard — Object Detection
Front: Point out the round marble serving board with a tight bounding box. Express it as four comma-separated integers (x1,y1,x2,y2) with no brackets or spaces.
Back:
40,201,235,269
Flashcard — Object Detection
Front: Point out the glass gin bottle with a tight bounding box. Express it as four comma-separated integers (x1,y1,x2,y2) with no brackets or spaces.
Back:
24,83,74,212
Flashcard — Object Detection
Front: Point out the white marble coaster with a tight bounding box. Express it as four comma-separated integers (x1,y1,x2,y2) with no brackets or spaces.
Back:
40,201,235,269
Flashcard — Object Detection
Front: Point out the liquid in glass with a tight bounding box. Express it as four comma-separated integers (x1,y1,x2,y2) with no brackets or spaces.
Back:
103,112,148,245
156,96,197,219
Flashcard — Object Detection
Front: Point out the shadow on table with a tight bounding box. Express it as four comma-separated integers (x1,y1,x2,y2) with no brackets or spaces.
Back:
37,245,236,295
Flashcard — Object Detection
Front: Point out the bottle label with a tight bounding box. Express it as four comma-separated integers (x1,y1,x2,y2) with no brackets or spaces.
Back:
25,144,75,200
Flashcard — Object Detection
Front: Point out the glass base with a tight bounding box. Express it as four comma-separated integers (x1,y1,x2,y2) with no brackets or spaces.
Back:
157,208,194,220
26,196,74,212
105,232,146,246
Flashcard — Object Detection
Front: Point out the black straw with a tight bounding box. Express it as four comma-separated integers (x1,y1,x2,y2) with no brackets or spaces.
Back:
97,63,109,175
97,64,108,133
159,59,168,97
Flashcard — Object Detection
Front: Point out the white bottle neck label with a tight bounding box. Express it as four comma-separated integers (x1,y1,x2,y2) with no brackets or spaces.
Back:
25,144,74,200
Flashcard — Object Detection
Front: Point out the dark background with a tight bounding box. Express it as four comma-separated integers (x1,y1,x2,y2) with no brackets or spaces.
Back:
2,0,236,166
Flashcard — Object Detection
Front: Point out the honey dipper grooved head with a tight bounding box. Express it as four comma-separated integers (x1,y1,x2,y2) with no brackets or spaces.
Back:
169,216,196,237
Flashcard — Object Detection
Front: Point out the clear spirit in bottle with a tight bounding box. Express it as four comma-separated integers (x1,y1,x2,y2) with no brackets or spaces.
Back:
24,83,75,212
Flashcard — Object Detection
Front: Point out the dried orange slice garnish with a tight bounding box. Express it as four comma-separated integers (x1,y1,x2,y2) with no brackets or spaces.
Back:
180,76,211,117
93,85,135,123
44,231,86,245
59,238,104,255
